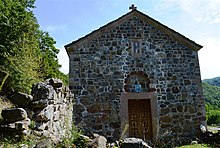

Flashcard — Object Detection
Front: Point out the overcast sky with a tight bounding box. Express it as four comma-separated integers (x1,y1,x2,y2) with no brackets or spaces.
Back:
34,0,220,80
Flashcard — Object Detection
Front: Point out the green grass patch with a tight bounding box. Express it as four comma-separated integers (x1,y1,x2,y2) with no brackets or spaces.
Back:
177,144,211,148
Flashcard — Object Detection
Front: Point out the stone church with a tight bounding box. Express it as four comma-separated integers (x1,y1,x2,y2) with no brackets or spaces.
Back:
65,6,206,143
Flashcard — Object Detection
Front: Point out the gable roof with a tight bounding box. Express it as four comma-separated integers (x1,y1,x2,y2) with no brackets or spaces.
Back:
65,9,202,55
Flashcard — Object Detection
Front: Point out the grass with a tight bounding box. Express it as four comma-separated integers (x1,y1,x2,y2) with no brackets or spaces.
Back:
0,95,13,112
177,144,211,148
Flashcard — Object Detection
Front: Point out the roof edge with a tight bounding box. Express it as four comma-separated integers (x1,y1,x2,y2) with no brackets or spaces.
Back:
133,10,203,51
65,9,203,55
64,10,134,55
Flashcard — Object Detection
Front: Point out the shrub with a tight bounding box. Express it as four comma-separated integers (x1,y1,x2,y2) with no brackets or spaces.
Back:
56,124,88,148
207,110,220,125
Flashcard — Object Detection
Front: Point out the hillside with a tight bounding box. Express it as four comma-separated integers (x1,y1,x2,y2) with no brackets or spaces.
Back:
202,82,220,110
203,77,220,87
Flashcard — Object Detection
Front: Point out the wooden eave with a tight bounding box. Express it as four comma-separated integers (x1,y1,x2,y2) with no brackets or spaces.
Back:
65,9,203,56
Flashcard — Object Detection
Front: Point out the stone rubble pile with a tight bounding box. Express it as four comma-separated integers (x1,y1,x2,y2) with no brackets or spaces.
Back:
0,108,30,136
0,78,73,143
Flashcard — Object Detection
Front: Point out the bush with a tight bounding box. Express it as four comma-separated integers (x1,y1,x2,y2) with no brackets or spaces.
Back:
56,124,87,148
207,110,220,125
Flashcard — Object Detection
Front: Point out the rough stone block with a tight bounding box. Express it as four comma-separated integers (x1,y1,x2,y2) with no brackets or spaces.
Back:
32,82,54,100
48,78,63,89
25,108,35,119
53,111,60,121
160,116,172,123
1,108,28,122
0,118,30,135
34,105,54,122
35,139,53,148
87,133,107,148
35,122,47,131
10,92,33,107
53,121,62,140
30,99,48,109
33,130,43,137
15,118,30,130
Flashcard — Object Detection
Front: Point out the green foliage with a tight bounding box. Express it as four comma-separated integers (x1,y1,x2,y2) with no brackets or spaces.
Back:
177,144,211,148
55,124,87,147
2,47,42,93
0,134,41,148
38,30,68,85
72,136,87,148
0,0,41,93
206,109,220,125
59,73,69,86
0,0,68,94
38,31,60,79
0,0,38,55
203,82,220,125
28,120,36,129
202,82,220,110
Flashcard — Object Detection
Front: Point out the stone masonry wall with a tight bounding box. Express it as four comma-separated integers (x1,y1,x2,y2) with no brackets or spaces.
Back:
0,78,73,143
69,16,206,142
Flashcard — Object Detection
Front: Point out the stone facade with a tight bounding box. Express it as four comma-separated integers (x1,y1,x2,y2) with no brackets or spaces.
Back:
65,9,206,143
0,78,73,143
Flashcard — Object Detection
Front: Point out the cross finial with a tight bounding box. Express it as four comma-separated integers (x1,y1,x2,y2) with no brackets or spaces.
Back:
129,4,137,11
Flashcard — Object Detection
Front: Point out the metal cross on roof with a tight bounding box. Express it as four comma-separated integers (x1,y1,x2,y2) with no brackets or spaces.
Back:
129,4,137,11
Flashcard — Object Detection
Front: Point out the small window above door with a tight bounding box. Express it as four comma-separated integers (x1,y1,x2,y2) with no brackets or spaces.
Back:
131,39,142,58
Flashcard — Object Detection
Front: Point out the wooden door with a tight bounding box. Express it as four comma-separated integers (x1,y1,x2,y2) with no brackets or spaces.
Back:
128,99,152,141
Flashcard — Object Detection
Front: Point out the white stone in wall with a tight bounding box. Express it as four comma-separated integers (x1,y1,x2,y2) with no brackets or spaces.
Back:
42,130,50,137
53,111,60,121
34,105,54,122
35,122,47,131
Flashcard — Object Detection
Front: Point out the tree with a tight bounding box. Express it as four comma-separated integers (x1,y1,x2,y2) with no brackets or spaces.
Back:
38,31,61,79
0,0,68,94
37,30,69,85
0,0,42,93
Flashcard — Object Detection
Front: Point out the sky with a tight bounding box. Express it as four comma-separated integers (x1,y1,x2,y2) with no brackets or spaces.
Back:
34,0,220,80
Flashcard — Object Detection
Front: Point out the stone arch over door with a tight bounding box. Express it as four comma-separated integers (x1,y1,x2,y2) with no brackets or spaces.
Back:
120,71,158,142
124,71,150,93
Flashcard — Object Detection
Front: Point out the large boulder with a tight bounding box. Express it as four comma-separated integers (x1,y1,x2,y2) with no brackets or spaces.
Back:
10,92,33,107
87,133,107,148
120,138,151,148
30,99,49,109
32,82,54,100
1,108,28,122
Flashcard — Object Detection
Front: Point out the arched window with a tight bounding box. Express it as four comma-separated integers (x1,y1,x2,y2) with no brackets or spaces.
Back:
124,71,150,92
